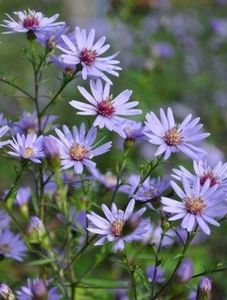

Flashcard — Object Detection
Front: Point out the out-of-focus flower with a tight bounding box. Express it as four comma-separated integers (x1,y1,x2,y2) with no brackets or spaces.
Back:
177,258,193,282
151,42,174,59
142,222,174,247
197,277,212,299
58,27,121,84
17,278,60,300
43,136,60,170
70,79,142,138
57,207,86,231
1,9,65,36
0,230,27,261
87,199,149,251
0,211,10,231
0,283,15,300
120,174,169,204
144,107,210,160
8,133,44,163
92,169,118,190
211,19,227,37
0,126,9,148
122,120,145,150
146,265,165,283
172,160,227,190
162,177,226,235
15,187,31,206
54,124,112,174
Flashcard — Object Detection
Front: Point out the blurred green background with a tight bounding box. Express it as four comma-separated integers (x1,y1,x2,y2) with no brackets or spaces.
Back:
0,0,227,299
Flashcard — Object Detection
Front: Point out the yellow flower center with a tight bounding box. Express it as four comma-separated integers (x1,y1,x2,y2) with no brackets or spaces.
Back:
24,147,34,158
185,197,205,214
111,219,124,236
164,126,182,146
69,144,88,161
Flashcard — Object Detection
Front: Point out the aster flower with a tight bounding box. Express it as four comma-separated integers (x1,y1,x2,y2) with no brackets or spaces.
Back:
0,210,10,230
172,160,227,190
54,124,112,174
146,265,165,283
87,199,149,251
0,230,27,261
0,283,15,300
58,26,121,83
122,120,145,142
8,133,44,163
120,174,169,203
15,187,31,206
1,9,65,36
0,125,9,148
17,278,60,300
144,107,210,160
69,79,142,137
161,177,227,235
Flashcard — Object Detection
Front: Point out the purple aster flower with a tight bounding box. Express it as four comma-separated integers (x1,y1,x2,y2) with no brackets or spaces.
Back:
151,42,174,59
91,168,118,190
122,121,145,142
146,265,165,283
13,111,57,135
54,124,111,174
58,27,121,84
161,177,226,235
15,187,31,206
0,283,15,300
0,125,9,148
172,160,227,190
69,79,142,137
0,210,10,230
177,258,193,282
1,9,65,36
0,230,27,261
144,107,210,160
8,133,44,163
120,174,169,204
17,278,60,300
51,55,76,76
87,199,149,251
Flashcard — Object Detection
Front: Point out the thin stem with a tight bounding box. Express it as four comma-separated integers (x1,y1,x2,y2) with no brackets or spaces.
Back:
0,77,34,100
124,251,137,300
192,267,227,278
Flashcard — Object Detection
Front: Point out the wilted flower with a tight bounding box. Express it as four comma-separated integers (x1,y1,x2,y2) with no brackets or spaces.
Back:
70,79,142,137
8,133,44,163
177,258,193,282
146,265,165,283
54,124,112,174
144,107,210,160
17,278,60,300
58,27,121,83
0,283,15,300
87,199,149,251
0,230,27,261
1,9,65,37
0,126,9,148
162,177,226,235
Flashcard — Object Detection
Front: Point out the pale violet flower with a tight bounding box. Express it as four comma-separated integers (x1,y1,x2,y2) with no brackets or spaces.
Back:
58,27,121,83
0,125,9,148
69,79,142,137
87,199,149,251
54,124,112,174
144,107,210,160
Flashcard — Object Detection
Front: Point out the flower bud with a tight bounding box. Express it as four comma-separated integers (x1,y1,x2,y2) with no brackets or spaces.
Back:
27,216,46,245
0,283,15,300
43,136,60,171
177,258,193,283
15,187,31,218
32,279,48,300
146,265,165,283
197,277,212,300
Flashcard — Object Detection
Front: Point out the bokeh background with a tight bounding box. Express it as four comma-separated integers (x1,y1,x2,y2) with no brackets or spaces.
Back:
0,0,227,299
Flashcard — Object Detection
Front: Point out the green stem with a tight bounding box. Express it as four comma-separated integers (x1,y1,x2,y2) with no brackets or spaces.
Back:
124,251,137,300
192,267,227,278
0,77,34,100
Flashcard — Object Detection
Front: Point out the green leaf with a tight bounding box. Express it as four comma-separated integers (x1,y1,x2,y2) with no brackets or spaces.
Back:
28,257,56,266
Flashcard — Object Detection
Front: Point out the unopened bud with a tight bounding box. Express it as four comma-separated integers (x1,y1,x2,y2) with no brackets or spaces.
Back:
177,258,193,283
0,283,15,300
43,136,60,171
197,277,212,300
27,216,46,245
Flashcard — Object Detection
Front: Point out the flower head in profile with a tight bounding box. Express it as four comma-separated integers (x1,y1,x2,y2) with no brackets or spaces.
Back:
1,9,65,36
17,278,60,300
144,107,210,160
58,27,121,83
70,79,142,137
54,124,112,174
8,133,44,163
161,177,226,235
87,199,149,251
0,230,27,261
0,125,9,148
172,160,227,190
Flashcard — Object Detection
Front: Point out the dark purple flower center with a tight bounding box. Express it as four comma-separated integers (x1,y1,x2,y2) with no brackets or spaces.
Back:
111,219,124,236
200,171,219,187
0,243,10,254
97,100,115,117
164,127,182,146
80,49,97,65
23,16,39,28
69,144,88,161
185,197,205,214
